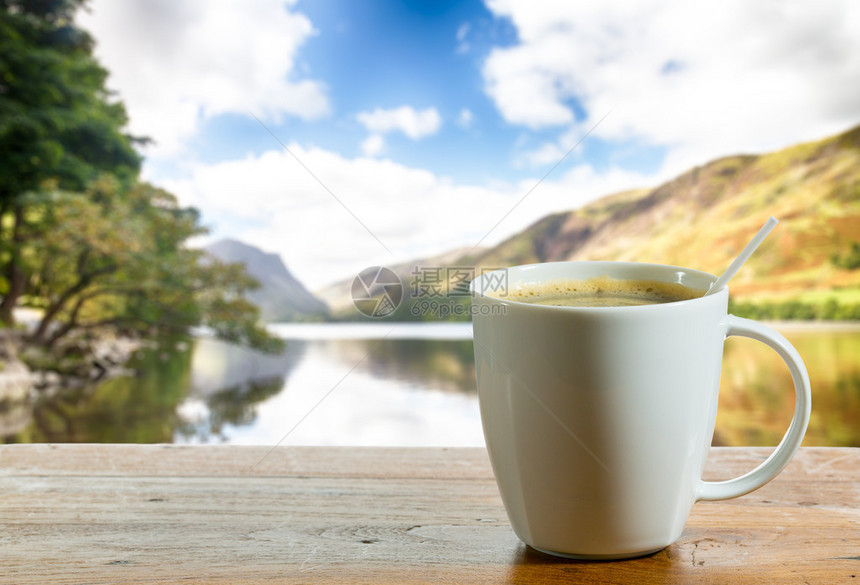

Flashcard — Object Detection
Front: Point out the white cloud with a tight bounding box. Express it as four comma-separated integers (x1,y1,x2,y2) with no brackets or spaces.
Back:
483,0,860,175
77,0,329,157
164,145,651,289
356,106,443,140
361,134,386,157
457,108,474,128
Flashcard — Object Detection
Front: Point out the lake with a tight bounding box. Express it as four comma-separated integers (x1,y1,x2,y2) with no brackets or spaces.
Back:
3,322,859,447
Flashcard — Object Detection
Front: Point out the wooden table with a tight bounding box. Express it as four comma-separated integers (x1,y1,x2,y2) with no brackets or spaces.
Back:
1,445,857,584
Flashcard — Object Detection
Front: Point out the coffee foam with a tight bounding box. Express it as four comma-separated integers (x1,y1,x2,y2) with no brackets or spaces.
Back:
489,275,704,306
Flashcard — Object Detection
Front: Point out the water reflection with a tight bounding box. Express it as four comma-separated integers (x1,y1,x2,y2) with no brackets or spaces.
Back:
204,329,482,446
2,323,859,446
6,338,194,443
326,337,475,393
714,324,860,446
175,337,304,442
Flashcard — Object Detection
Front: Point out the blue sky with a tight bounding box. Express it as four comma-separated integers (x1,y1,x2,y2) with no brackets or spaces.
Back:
173,0,663,184
79,0,860,289
181,1,523,182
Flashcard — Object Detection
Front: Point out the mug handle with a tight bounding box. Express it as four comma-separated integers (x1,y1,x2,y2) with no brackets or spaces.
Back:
697,315,812,501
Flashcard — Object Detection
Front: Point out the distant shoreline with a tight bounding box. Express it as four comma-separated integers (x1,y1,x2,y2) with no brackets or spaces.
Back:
268,319,860,336
759,320,860,332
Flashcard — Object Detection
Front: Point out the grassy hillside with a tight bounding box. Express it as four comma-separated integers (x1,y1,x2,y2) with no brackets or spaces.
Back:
467,124,860,318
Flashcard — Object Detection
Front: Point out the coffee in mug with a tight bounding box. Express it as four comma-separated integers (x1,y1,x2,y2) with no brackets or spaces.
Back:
494,276,704,307
470,261,811,559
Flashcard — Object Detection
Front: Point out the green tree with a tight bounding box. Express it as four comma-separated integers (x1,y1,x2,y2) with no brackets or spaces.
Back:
0,0,141,323
0,1,282,354
24,177,283,354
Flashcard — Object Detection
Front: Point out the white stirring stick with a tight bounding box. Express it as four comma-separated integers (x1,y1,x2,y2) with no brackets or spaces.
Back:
705,216,779,296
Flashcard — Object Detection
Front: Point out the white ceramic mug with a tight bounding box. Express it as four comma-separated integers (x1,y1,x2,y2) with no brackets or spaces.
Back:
470,261,811,559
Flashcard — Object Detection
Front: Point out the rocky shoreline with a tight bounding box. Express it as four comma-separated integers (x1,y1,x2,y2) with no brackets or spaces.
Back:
0,330,141,403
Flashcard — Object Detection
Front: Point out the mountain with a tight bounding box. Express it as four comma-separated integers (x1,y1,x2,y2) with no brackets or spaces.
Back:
315,245,486,315
462,124,860,309
204,239,328,322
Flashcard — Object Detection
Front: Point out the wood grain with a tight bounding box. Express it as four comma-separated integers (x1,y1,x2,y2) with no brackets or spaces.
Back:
1,446,857,584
